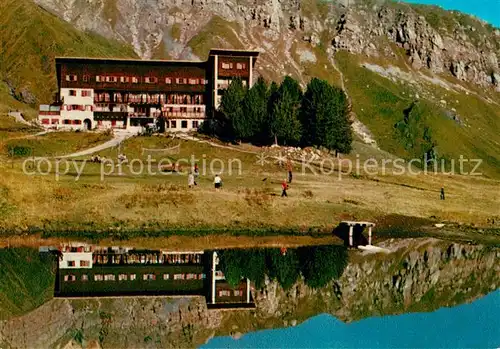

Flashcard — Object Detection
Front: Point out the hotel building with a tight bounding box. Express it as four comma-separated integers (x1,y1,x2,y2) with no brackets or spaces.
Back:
38,49,259,132
54,244,255,308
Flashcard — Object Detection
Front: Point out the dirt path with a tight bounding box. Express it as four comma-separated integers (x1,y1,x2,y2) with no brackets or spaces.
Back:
56,130,135,159
176,133,258,155
5,130,50,141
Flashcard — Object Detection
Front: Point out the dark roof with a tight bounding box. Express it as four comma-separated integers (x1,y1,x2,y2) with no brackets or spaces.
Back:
208,48,260,57
55,57,206,66
55,49,260,66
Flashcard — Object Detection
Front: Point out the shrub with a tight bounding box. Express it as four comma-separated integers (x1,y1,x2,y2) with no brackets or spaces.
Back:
7,145,32,157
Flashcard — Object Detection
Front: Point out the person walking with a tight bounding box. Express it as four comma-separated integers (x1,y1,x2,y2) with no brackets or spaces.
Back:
214,174,222,190
440,187,445,200
281,178,288,197
188,172,195,188
287,158,293,183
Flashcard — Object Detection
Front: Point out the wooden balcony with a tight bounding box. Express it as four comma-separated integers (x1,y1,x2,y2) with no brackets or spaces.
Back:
39,111,60,116
94,111,127,120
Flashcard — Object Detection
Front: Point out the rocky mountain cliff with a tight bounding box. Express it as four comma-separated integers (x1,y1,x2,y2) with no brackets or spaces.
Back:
1,238,498,348
33,0,500,90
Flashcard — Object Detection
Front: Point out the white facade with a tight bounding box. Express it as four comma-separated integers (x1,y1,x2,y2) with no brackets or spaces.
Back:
59,88,95,130
39,89,203,132
60,252,93,269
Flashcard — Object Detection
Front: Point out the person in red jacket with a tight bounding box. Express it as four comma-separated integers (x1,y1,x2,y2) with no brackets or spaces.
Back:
281,178,288,197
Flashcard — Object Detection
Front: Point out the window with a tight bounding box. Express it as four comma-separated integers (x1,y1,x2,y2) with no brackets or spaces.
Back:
173,274,184,280
67,261,75,267
63,274,76,282
104,274,115,281
41,118,50,125
80,260,90,267
192,121,199,128
73,120,82,125
163,274,170,280
85,105,93,111
189,78,198,85
236,63,246,70
145,77,158,84
96,76,101,82
83,75,89,82
63,119,71,125
51,119,59,124
118,274,127,281
181,120,188,128
165,77,172,84
66,74,77,82
175,78,182,84
200,79,208,85
221,62,233,69
186,273,196,280
143,273,156,281
170,120,177,128
234,290,243,296
81,90,91,97
81,274,89,282
69,90,77,96
130,274,137,281
105,76,118,83
94,274,103,281
120,76,130,83
218,290,231,296
132,77,139,83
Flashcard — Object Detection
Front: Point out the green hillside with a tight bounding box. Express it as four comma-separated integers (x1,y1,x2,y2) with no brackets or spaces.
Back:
336,52,500,178
0,0,137,116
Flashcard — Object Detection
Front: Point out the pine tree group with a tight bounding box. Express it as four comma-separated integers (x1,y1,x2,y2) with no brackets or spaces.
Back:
203,76,353,154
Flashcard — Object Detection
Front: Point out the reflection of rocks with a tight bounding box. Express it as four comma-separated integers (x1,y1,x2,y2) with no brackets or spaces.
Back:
254,239,499,323
0,239,498,348
0,297,222,348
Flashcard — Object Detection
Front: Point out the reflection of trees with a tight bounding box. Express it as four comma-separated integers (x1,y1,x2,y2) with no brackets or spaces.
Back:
218,249,266,288
218,245,348,290
267,249,301,290
298,245,348,289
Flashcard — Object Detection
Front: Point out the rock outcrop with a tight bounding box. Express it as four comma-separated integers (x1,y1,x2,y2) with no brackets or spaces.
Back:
1,238,498,348
32,0,500,90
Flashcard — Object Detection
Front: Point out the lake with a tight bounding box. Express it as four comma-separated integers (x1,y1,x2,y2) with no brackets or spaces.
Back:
202,290,500,348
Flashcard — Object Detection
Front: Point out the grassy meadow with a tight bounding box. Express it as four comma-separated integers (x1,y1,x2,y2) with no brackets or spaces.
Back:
0,131,498,247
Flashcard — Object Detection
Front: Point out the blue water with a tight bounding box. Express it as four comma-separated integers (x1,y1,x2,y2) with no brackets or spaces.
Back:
402,0,500,27
202,290,500,348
